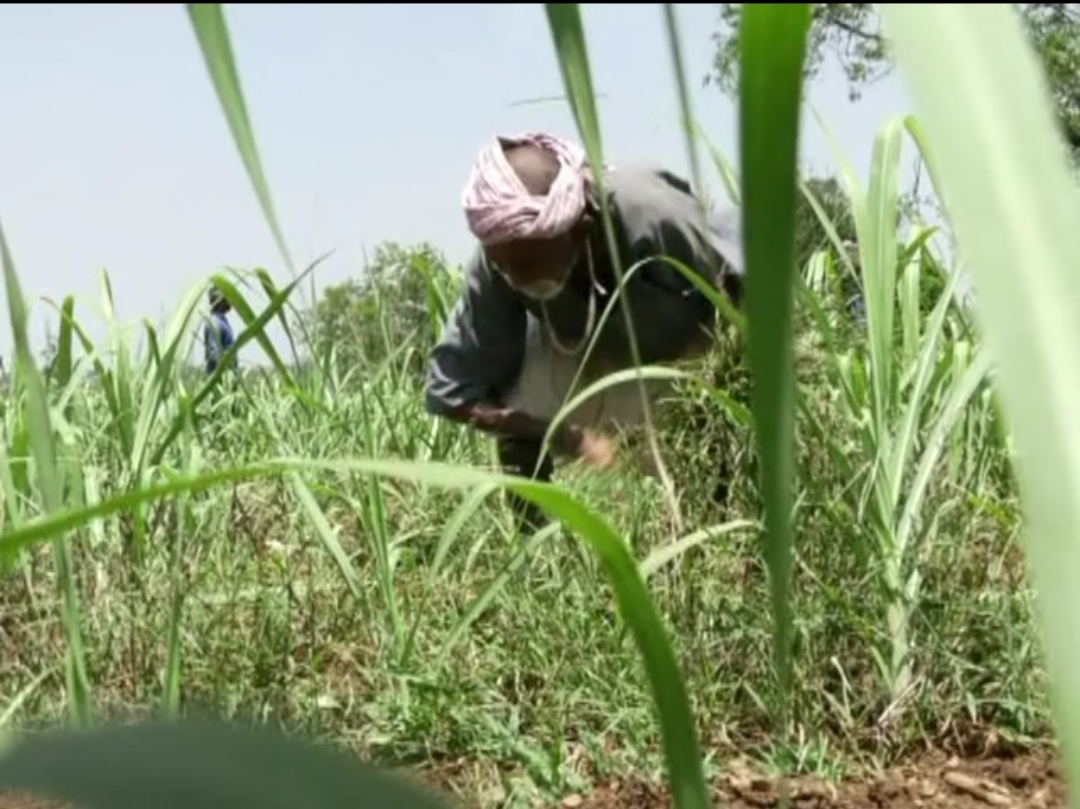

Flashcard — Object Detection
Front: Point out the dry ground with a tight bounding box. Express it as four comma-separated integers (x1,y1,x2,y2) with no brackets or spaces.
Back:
0,748,1066,809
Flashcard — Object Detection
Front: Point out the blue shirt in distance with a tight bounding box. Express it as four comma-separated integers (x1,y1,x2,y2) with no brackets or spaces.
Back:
204,311,237,375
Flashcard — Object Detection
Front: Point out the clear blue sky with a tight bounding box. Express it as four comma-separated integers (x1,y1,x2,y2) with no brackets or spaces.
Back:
0,3,913,361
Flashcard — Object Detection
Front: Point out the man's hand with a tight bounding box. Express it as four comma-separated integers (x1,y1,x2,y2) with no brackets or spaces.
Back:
576,428,617,469
449,402,617,468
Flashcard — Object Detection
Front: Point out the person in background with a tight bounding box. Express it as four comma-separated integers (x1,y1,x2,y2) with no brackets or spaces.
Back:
424,132,745,531
204,286,238,376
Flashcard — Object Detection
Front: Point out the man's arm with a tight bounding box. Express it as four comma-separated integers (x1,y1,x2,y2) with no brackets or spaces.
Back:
425,252,584,458
447,401,584,457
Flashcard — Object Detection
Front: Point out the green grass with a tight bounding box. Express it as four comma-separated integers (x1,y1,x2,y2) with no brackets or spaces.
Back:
0,374,1039,788
0,221,1042,805
0,3,1072,809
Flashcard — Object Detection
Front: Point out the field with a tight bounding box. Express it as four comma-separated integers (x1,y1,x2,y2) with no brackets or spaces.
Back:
0,254,1059,809
3,4,1079,809
0,131,1054,807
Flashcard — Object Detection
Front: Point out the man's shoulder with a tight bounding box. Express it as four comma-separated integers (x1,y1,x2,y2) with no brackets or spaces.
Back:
603,163,694,196
600,164,701,238
599,163,744,277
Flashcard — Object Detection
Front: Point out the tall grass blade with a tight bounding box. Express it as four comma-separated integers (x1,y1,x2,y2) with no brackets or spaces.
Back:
0,218,93,727
186,4,293,276
51,297,75,389
738,2,811,730
881,3,1080,798
639,520,757,580
661,5,705,202
289,474,363,602
544,2,684,534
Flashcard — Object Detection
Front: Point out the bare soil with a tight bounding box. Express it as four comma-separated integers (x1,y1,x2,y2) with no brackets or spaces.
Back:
0,795,61,809
555,750,1066,809
0,749,1066,809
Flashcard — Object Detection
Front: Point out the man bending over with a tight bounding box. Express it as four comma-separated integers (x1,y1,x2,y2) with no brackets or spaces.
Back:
425,132,744,529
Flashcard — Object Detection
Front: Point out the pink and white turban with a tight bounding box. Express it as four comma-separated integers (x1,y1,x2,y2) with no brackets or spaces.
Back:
462,132,590,246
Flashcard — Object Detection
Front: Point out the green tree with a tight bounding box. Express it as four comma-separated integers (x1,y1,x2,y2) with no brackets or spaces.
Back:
709,4,1080,153
795,174,867,319
796,174,857,268
304,241,451,380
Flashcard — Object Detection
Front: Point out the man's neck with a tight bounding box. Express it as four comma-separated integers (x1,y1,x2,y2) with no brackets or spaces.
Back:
569,229,614,292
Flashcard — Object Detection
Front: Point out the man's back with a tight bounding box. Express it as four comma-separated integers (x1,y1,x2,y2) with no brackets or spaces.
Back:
530,163,741,363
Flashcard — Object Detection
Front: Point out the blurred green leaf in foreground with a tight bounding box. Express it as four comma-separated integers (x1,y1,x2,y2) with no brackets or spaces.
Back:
0,719,451,809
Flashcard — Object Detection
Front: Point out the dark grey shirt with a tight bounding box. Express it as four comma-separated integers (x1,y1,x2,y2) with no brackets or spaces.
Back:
425,164,744,417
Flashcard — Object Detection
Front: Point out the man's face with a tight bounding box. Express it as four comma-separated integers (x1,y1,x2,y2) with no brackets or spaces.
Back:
484,233,579,301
